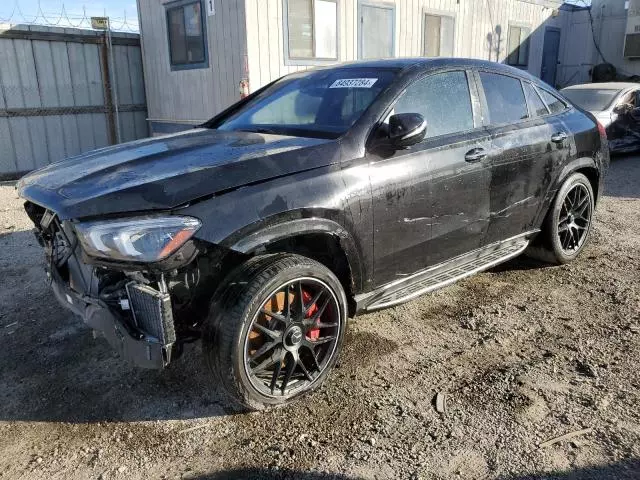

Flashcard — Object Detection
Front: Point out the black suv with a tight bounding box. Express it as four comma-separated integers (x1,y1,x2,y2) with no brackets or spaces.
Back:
18,59,608,410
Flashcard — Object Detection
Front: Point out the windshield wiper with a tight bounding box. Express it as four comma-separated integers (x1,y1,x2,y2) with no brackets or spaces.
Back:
237,127,280,135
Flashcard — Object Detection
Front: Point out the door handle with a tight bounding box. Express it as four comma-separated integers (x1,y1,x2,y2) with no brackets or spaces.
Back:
465,148,487,162
551,131,568,143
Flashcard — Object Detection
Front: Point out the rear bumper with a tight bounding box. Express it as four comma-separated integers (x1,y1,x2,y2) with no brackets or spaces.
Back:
49,272,173,369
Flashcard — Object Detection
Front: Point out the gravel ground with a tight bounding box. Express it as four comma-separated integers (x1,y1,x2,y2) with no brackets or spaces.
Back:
0,156,638,480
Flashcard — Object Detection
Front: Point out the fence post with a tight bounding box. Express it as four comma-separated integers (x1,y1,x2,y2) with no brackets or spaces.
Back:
100,31,118,145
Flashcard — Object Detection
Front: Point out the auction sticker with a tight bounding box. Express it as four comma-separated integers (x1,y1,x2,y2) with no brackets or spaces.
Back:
329,78,378,88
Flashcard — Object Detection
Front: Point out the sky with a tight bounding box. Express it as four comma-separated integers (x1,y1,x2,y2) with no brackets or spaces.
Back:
0,0,139,31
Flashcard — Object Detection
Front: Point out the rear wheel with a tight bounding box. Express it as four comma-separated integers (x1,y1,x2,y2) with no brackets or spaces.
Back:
527,172,595,264
203,254,347,410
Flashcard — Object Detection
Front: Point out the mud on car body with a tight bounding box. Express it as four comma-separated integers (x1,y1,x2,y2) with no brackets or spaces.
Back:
18,58,609,410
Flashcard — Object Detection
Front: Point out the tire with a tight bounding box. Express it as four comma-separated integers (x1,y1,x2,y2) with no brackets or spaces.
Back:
203,254,348,411
527,172,595,265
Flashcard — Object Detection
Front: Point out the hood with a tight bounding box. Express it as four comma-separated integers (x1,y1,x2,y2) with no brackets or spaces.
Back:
18,128,335,219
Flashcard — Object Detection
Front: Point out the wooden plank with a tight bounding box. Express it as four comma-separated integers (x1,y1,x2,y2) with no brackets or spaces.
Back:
50,41,75,106
91,113,110,149
9,117,36,171
43,116,66,162
77,113,97,151
0,30,140,46
114,45,134,106
31,41,59,108
127,46,146,105
133,110,149,139
83,43,105,105
61,115,81,157
27,116,49,168
0,118,17,173
67,42,91,106
119,111,136,143
13,39,40,109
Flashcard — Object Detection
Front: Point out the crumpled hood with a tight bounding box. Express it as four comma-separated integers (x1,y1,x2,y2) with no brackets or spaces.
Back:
17,128,334,219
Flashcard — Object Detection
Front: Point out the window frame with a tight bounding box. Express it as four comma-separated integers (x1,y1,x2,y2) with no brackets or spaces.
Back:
522,80,550,118
536,85,569,115
283,0,340,66
506,22,531,69
165,0,209,71
357,0,396,59
422,8,456,58
474,69,531,127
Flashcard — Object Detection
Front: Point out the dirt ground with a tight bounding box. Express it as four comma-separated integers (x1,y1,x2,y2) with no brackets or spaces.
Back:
0,155,638,480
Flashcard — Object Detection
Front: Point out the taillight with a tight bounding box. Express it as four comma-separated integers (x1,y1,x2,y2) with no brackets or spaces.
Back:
597,120,607,139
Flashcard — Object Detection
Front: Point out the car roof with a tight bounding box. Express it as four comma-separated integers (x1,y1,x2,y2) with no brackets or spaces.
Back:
320,57,538,79
562,82,639,91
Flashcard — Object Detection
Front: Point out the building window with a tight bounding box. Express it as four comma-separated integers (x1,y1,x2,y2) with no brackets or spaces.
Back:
423,13,454,57
359,2,395,59
507,25,530,68
166,0,208,70
285,0,338,63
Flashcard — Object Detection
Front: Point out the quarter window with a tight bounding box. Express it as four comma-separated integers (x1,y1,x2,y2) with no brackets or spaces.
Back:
393,71,474,138
479,72,529,125
286,0,338,61
523,82,549,117
423,13,455,57
539,89,567,114
166,0,207,70
507,25,530,68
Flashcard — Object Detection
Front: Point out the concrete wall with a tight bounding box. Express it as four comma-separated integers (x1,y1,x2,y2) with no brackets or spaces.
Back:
0,25,148,179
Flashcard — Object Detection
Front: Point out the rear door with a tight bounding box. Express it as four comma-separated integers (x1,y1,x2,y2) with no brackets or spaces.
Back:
367,69,492,286
476,71,567,244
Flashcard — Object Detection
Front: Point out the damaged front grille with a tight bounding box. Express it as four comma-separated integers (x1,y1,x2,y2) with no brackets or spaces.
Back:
125,283,176,345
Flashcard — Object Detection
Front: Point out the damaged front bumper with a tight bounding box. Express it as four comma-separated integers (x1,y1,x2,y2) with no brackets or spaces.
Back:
48,273,174,369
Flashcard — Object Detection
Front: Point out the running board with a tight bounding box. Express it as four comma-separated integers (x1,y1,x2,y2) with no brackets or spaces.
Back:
360,234,532,311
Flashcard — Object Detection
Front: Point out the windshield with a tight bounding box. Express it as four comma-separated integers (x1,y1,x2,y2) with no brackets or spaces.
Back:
215,68,398,139
561,88,620,111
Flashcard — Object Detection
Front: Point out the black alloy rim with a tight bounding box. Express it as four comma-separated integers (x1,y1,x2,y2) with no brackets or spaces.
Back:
558,183,592,253
243,277,341,397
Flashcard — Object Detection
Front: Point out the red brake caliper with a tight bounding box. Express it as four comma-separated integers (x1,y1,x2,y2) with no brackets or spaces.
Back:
303,290,320,341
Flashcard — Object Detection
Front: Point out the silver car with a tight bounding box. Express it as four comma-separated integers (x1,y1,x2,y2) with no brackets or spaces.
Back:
561,82,640,153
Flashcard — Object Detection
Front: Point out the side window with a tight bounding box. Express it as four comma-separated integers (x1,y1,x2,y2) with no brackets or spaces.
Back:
479,72,528,125
393,71,474,138
538,88,567,114
523,82,549,117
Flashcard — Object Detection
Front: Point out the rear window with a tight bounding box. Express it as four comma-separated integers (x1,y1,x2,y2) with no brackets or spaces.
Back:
561,88,618,111
539,88,567,114
479,72,529,125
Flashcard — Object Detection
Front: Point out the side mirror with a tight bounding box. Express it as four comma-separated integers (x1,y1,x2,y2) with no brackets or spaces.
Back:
388,113,427,148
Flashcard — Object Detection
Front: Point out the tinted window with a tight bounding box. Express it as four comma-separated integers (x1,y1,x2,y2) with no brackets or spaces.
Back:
523,82,549,117
393,71,474,138
166,1,206,68
479,72,528,124
539,89,566,114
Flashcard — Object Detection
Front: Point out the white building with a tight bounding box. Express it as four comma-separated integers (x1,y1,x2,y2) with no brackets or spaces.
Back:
136,0,566,134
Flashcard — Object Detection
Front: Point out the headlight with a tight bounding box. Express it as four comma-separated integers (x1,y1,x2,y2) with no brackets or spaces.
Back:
74,215,201,262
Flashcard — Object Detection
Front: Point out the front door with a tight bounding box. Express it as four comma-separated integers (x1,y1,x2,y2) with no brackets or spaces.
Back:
367,70,492,287
541,28,561,86
359,2,395,59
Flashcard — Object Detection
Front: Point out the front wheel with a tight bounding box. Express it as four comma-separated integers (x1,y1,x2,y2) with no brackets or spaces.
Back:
528,172,595,264
203,254,347,411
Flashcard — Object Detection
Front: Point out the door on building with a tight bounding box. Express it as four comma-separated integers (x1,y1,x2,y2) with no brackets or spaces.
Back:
359,2,395,59
541,28,561,86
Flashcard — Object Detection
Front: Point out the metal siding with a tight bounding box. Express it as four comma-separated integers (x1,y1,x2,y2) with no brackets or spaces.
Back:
0,26,148,177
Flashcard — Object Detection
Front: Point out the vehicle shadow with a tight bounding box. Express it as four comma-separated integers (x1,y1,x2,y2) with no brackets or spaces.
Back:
187,470,356,480
603,153,640,199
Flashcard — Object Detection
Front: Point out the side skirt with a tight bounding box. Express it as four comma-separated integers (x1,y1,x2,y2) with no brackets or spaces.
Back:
356,231,536,312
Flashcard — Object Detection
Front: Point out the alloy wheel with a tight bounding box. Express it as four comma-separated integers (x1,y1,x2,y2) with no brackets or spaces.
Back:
558,183,592,254
243,277,341,398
